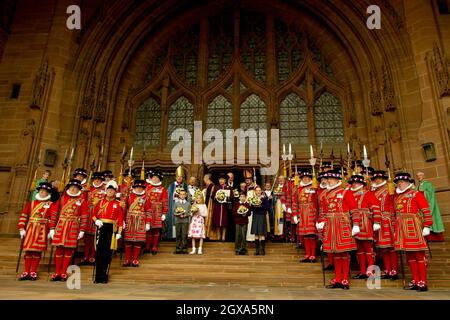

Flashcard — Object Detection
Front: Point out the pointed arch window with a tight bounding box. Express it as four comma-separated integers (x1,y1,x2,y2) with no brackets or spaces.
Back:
135,97,161,147
240,94,267,130
167,97,194,146
314,92,344,144
280,93,308,145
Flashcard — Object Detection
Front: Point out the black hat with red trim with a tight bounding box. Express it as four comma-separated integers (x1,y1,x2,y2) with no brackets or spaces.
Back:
394,172,413,183
348,174,366,185
102,170,114,178
92,172,105,181
37,182,52,192
67,179,83,190
132,179,146,189
325,169,342,180
371,170,388,181
73,168,87,178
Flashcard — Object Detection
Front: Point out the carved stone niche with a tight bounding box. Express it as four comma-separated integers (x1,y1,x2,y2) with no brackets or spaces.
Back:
387,121,401,143
369,69,383,116
428,44,450,97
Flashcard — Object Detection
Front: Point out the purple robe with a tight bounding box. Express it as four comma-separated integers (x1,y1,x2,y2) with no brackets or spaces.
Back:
212,184,232,227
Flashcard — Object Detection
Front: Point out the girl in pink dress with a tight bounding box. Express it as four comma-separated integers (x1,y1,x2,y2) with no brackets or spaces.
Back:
188,194,208,254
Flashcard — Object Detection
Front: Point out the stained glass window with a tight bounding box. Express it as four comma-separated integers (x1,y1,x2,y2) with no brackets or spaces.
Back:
276,20,303,83
172,26,199,87
280,93,308,145
240,94,267,130
167,97,194,146
208,13,234,83
239,13,266,82
207,95,233,131
314,92,344,144
135,98,162,146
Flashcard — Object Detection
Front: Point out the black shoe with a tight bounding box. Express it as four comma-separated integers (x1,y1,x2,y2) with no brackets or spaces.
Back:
418,285,428,292
174,250,182,254
261,241,265,256
151,250,157,255
352,273,362,279
326,282,342,289
77,259,90,266
254,240,260,256
301,257,310,263
342,284,350,290
143,249,151,254
405,281,418,290
381,273,390,279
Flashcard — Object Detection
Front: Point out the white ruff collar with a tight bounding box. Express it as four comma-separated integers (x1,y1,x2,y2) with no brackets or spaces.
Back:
396,183,413,194
93,182,103,188
300,181,312,187
351,185,364,192
80,179,86,185
320,182,328,189
36,194,51,201
133,189,145,196
66,190,81,197
327,181,342,190
372,181,387,189
148,179,162,186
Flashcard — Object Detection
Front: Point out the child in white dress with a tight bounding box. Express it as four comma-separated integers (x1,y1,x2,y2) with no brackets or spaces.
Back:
188,194,208,254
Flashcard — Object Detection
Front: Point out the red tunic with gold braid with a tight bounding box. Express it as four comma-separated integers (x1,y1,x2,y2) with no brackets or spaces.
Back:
292,184,318,236
394,189,433,251
146,182,169,229
351,189,382,241
49,192,89,248
86,185,106,235
373,185,395,248
319,186,360,253
124,192,151,242
92,197,124,233
18,199,56,252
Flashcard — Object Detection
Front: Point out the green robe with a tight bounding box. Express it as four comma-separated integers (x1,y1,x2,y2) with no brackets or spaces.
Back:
418,180,445,233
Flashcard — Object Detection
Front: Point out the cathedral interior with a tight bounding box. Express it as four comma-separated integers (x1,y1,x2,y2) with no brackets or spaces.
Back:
0,0,449,237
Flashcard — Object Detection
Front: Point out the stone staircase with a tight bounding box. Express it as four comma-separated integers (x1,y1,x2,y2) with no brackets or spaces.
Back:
1,237,450,290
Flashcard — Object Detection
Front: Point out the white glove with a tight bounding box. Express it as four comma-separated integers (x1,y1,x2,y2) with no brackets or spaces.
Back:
161,214,166,222
123,222,126,230
116,233,122,240
422,227,431,237
95,219,103,228
48,229,55,239
19,229,26,239
287,208,292,214
282,204,287,212
293,216,299,224
352,225,360,236
145,223,151,231
373,223,381,232
77,231,84,240
316,222,325,231
116,193,121,198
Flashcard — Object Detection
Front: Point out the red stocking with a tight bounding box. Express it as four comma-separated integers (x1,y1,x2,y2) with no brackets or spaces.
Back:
327,253,334,266
124,243,132,262
341,253,350,281
416,251,427,283
310,238,317,258
31,253,41,273
133,245,142,261
54,247,64,275
62,248,75,275
333,254,342,283
406,252,419,283
390,250,398,273
382,250,391,273
24,252,33,273
303,237,310,257
152,229,160,250
145,232,152,251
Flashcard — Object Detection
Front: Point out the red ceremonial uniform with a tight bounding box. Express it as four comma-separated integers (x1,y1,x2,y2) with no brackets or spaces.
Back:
319,186,359,253
49,190,89,280
86,185,106,234
372,184,398,278
293,184,318,236
18,200,55,252
145,181,169,253
92,197,124,233
351,189,381,241
394,189,432,251
146,182,169,229
124,192,151,243
394,188,433,289
373,185,395,248
50,192,89,248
